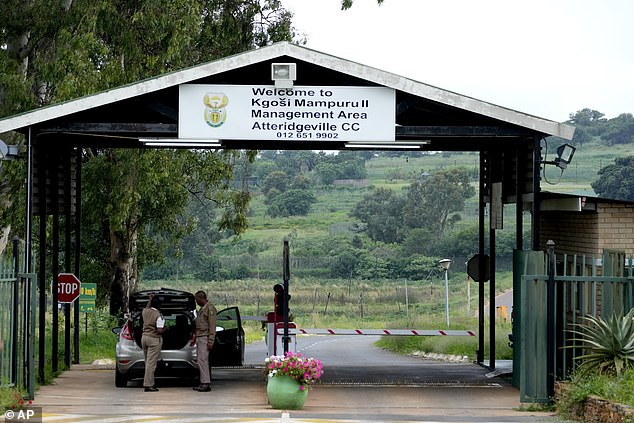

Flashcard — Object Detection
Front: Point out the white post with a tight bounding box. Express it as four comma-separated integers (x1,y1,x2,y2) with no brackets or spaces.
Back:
467,275,471,318
444,268,450,327
439,259,451,328
405,279,409,319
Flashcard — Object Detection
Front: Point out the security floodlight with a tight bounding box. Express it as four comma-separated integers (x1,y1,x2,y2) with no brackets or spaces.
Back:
555,143,576,168
271,63,296,89
0,140,7,160
543,142,576,170
0,139,19,161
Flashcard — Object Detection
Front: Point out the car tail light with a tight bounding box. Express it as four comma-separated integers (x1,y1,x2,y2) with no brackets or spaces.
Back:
120,322,134,341
189,331,196,345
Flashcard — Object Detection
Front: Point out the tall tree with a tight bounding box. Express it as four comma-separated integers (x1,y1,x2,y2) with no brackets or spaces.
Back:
592,156,634,201
568,108,605,126
601,113,634,146
403,168,475,237
341,0,384,10
349,187,405,243
0,0,297,314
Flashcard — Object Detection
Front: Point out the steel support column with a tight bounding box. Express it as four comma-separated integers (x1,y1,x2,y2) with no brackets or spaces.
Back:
52,151,60,372
64,148,72,368
73,147,81,364
477,152,487,364
37,144,47,384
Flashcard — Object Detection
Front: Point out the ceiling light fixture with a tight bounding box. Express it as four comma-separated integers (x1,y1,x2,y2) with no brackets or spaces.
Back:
344,141,430,150
143,142,221,148
139,138,221,148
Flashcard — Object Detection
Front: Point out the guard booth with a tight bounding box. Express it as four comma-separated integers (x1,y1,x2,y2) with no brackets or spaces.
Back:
265,312,297,357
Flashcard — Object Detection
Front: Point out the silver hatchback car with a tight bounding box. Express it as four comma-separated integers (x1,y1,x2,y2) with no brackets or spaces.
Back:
113,288,245,387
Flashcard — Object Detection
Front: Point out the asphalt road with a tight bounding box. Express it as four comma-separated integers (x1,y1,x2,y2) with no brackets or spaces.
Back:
27,335,567,422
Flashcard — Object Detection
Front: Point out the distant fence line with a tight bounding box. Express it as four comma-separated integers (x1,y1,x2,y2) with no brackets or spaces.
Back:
219,254,332,272
218,253,509,276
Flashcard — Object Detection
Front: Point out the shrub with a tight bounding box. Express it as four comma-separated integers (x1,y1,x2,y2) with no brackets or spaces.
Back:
568,308,634,376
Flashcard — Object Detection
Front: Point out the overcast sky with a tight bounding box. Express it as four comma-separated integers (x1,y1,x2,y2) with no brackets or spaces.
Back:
282,0,633,123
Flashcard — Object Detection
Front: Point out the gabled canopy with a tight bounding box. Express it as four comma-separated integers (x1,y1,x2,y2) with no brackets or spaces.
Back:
1,41,577,384
0,41,573,151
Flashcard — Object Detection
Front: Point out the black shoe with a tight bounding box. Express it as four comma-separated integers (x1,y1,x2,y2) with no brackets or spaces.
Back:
144,386,159,392
194,384,211,392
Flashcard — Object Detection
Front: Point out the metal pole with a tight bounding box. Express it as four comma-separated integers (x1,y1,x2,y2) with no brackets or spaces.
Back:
477,153,486,364
25,128,34,399
73,147,82,364
11,236,19,385
64,148,72,368
444,269,450,327
546,239,556,399
37,144,47,384
467,271,471,318
489,227,496,370
282,239,290,354
52,153,59,373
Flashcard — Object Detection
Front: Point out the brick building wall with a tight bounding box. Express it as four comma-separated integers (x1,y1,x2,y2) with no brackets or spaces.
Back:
597,203,634,256
539,198,634,257
539,210,599,256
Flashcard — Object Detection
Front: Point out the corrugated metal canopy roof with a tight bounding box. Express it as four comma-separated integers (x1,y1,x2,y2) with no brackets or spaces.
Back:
0,41,574,148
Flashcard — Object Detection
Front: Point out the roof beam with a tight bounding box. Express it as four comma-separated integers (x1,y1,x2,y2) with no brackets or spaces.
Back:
396,125,537,138
39,122,178,136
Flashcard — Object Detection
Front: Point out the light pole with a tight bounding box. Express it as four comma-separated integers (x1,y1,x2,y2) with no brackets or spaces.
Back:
439,259,451,327
466,261,471,318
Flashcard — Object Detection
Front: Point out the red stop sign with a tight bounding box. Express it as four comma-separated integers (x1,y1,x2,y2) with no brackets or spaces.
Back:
58,273,81,303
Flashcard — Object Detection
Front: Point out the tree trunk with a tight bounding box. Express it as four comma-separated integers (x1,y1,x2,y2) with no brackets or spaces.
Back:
108,216,138,316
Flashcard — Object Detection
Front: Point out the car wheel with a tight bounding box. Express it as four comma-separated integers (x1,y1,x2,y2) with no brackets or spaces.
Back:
115,368,128,388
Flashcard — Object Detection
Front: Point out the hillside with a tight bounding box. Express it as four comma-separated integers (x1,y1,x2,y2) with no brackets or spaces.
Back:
141,133,632,285
232,138,627,266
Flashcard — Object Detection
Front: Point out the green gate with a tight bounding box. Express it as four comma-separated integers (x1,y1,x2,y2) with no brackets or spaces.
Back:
514,247,634,403
0,238,36,400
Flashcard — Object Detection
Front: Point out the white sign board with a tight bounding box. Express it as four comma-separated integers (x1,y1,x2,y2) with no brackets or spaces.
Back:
179,85,395,142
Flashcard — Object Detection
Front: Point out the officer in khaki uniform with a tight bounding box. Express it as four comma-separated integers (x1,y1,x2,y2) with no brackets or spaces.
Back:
141,295,165,392
191,291,216,392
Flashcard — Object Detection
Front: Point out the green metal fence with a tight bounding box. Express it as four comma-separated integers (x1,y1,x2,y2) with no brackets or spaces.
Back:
514,247,634,403
0,238,36,400
0,265,14,386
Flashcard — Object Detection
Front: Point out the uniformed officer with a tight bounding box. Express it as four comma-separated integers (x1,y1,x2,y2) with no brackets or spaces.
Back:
191,290,217,392
141,294,166,392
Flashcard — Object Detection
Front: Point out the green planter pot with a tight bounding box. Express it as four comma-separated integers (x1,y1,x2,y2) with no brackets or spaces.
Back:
266,375,308,410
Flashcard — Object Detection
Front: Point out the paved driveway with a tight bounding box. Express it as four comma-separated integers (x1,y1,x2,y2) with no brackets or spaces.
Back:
29,336,566,422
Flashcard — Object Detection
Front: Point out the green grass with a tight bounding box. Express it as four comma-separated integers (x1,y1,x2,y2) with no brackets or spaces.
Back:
375,321,513,361
76,313,119,364
144,273,511,324
142,272,514,363
0,386,31,413
557,368,634,418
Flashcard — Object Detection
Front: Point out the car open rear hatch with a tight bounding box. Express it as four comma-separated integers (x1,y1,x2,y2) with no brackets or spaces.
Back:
129,288,196,314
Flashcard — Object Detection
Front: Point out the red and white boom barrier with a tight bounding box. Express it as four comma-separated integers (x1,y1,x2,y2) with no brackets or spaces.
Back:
276,328,476,336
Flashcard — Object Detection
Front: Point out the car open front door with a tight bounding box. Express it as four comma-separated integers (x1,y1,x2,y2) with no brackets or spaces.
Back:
210,306,244,367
